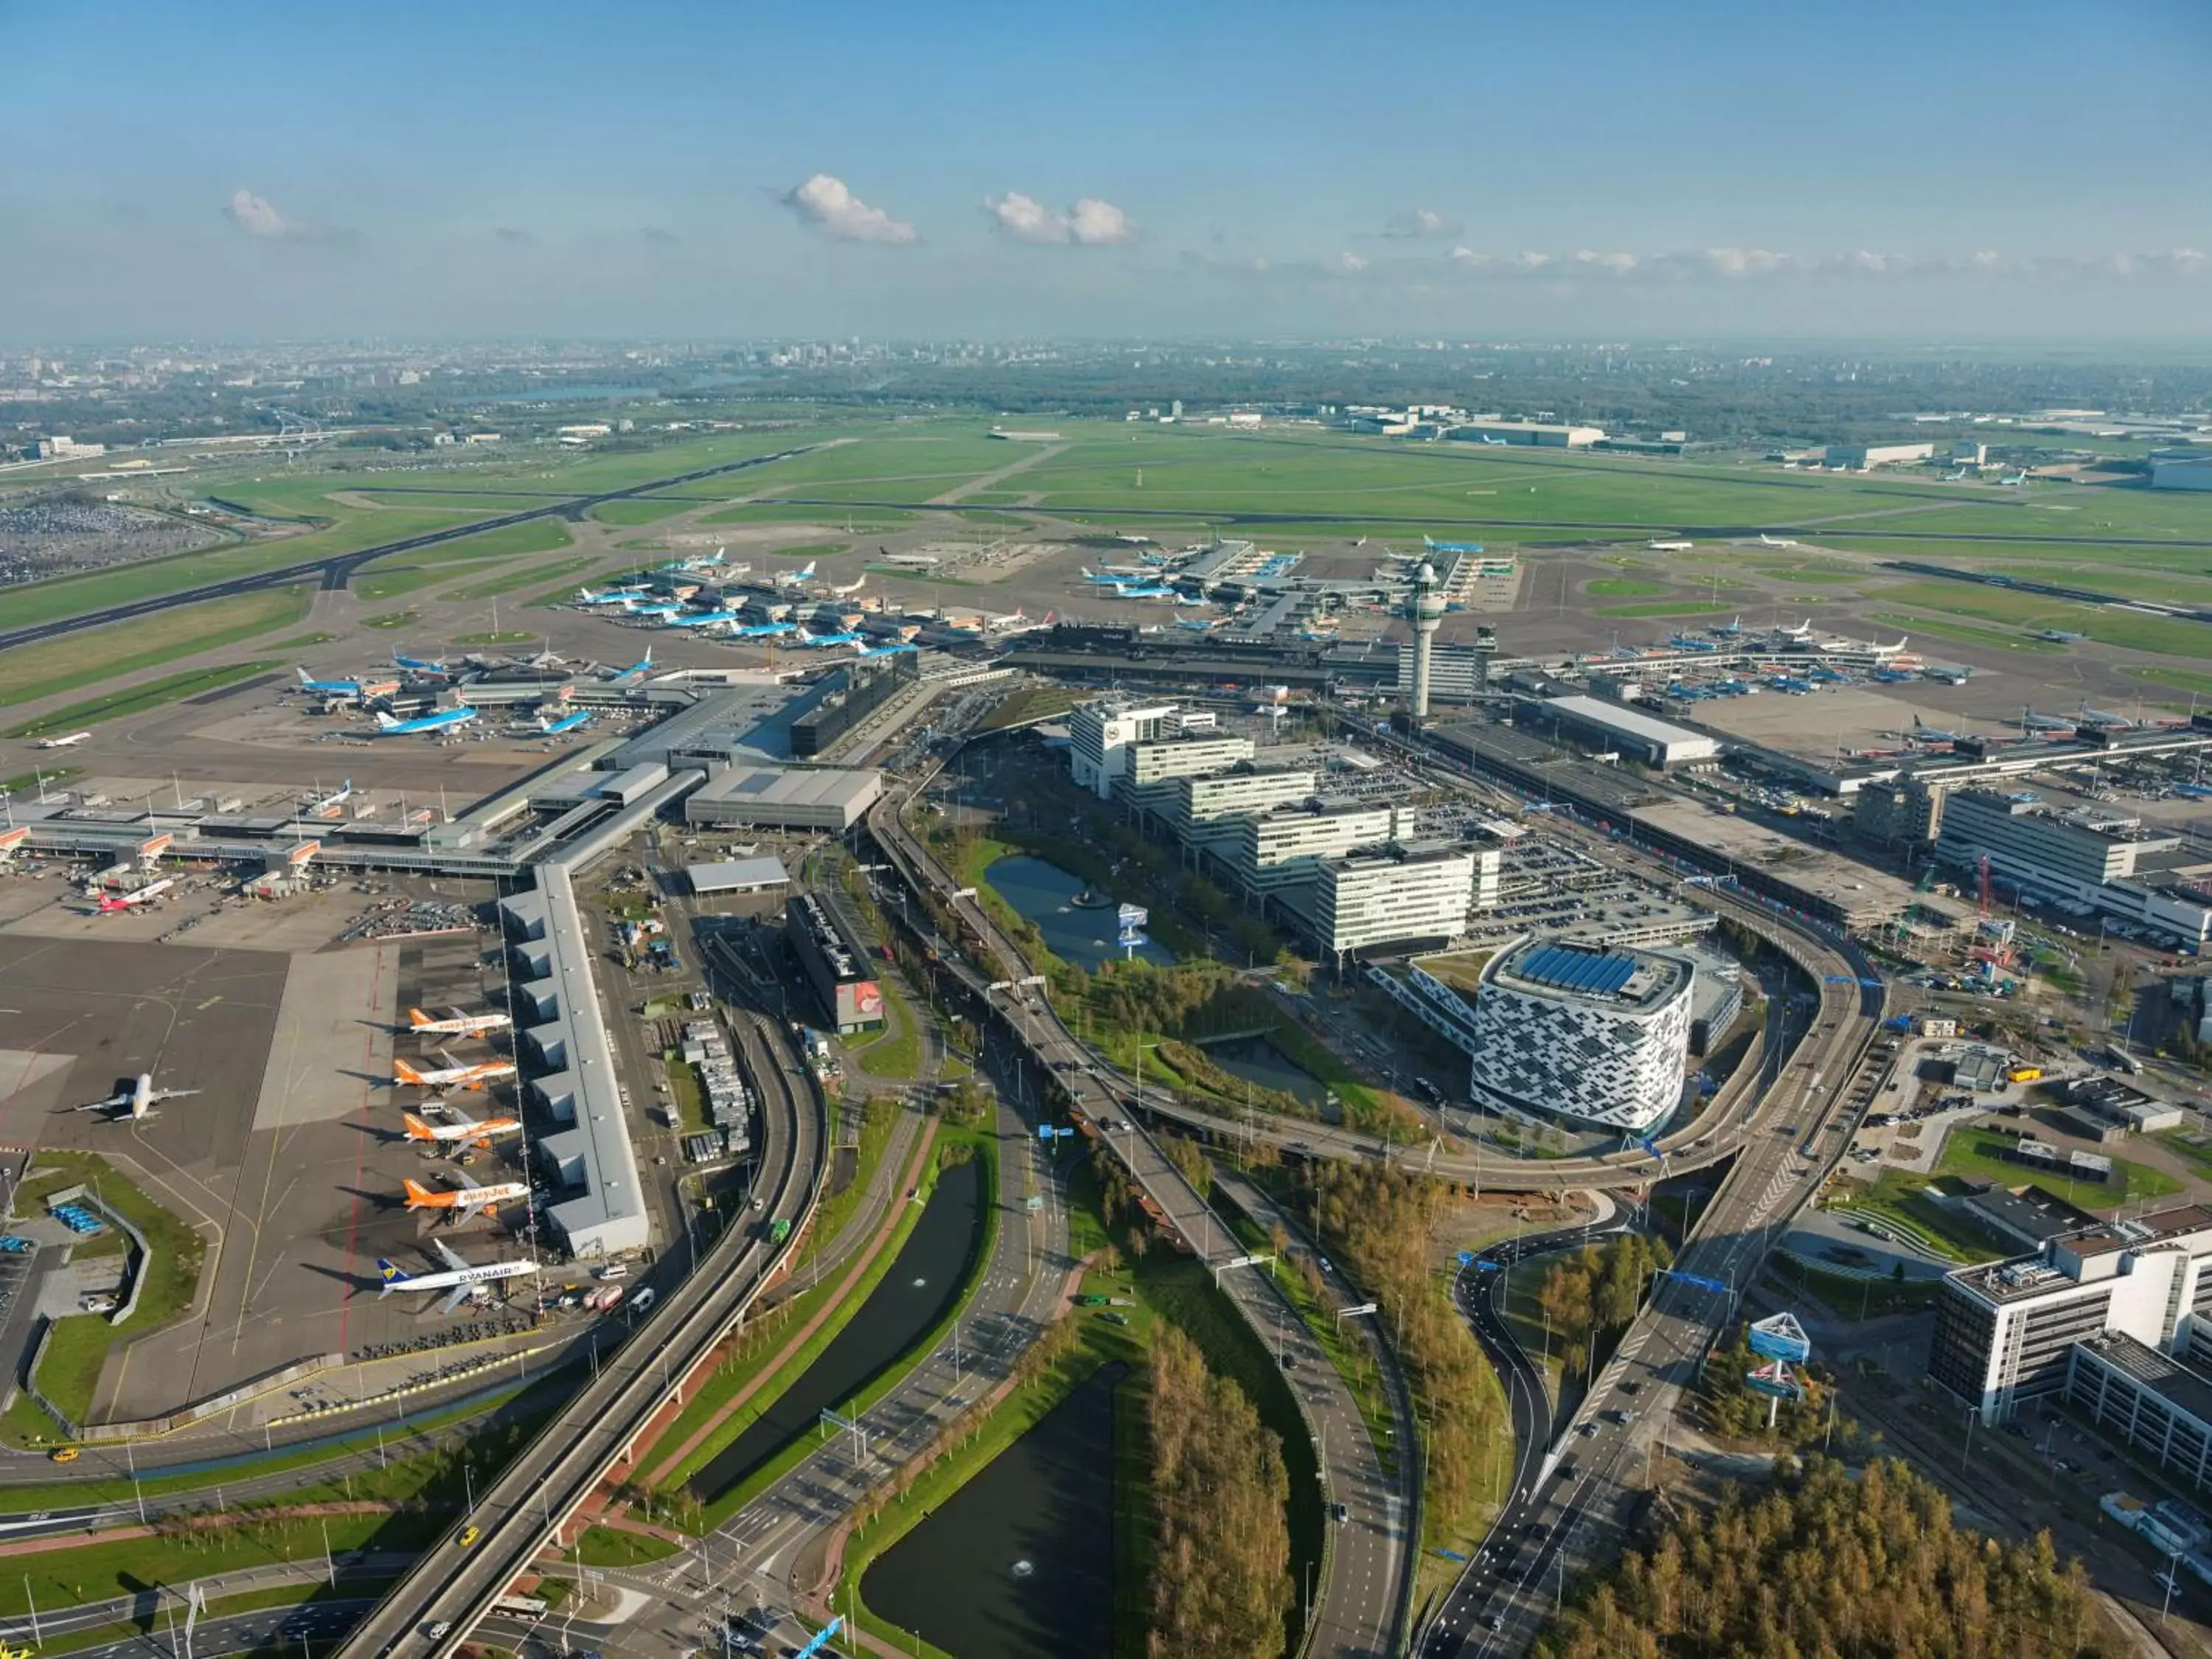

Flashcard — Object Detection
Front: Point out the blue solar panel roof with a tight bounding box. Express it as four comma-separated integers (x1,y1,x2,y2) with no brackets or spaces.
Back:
1518,942,1638,998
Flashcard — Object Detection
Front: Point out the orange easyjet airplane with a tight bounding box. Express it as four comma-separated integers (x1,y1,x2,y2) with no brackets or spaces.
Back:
392,1051,517,1090
402,1108,523,1147
400,1172,528,1222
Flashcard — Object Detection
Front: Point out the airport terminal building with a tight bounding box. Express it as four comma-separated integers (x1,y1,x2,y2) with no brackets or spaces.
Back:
1466,936,1694,1133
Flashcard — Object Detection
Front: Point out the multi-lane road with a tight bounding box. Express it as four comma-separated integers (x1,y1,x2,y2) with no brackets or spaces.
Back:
0,446,820,653
867,786,1415,1658
330,1011,824,1659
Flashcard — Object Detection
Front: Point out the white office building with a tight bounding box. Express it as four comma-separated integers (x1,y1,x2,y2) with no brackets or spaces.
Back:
1466,936,1693,1133
1933,1206,2212,1425
1312,846,1475,959
1229,802,1419,897
1936,789,2212,945
1167,768,1318,851
1068,698,1179,798
1120,734,1259,814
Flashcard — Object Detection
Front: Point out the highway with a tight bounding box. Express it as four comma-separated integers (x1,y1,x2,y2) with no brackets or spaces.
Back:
1419,942,1888,1656
866,787,1413,1659
329,1010,825,1659
0,447,819,653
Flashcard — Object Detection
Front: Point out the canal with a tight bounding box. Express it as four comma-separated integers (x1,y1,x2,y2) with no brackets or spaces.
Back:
863,1362,1124,1659
1200,1032,1329,1108
688,1155,986,1504
983,854,1172,971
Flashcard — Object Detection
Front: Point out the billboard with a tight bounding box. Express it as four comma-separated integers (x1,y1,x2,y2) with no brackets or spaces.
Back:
1747,1312,1811,1366
1745,1361,1802,1402
1116,904,1149,931
836,979,886,1031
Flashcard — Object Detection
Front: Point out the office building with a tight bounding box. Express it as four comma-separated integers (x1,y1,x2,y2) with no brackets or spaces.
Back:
1067,698,1178,798
1228,801,1419,897
784,893,885,1034
1853,776,1947,850
1394,638,1499,706
1538,696,1720,768
1166,767,1318,852
1935,788,2212,945
1466,936,1694,1133
1932,1206,2212,1424
1311,845,1475,959
1120,733,1259,815
2066,1334,2212,1493
685,856,792,897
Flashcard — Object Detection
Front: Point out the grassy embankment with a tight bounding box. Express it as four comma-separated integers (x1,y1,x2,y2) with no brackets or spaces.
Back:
12,1154,209,1437
833,1156,1324,1659
0,585,307,715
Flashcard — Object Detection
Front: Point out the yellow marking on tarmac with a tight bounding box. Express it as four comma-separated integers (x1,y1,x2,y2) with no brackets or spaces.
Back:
195,996,225,1011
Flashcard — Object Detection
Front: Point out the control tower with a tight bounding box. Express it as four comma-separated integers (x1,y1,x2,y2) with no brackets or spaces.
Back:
1405,560,1447,720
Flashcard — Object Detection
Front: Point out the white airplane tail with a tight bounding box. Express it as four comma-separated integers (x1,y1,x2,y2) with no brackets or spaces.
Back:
374,711,401,730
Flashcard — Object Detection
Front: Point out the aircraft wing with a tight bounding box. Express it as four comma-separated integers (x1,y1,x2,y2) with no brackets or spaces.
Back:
436,1284,473,1317
148,1089,201,1103
72,1093,127,1113
431,1238,470,1273
456,1170,484,1191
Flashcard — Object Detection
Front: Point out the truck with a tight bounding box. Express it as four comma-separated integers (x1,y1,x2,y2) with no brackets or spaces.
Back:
2007,1065,2044,1084
769,1216,793,1245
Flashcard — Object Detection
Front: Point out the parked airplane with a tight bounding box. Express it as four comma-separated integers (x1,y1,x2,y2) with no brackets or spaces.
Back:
796,627,863,649
1079,566,1141,585
855,641,917,658
1908,715,1966,743
605,647,654,684
540,709,593,736
771,560,816,588
374,706,479,737
627,602,686,619
1668,634,1720,653
35,731,90,749
392,652,451,677
1756,534,1801,548
662,609,744,630
299,779,353,820
1998,471,2030,487
1711,616,1744,636
1108,582,1180,601
392,1051,517,1090
827,573,867,597
728,620,797,639
401,1107,523,1147
97,878,175,914
1773,619,1815,640
2078,700,2135,728
377,1240,540,1314
296,667,369,698
656,548,726,574
74,1071,199,1121
406,1006,512,1036
400,1172,529,1224
1173,612,1225,632
577,586,650,607
2020,706,2076,733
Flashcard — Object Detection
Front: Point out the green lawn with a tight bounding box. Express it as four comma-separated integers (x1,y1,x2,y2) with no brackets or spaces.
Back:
1585,578,1665,597
2,661,282,741
1821,1171,2005,1265
352,518,575,600
1933,1126,2182,1208
567,1524,681,1566
2123,664,2212,699
854,982,923,1080
18,1153,210,1433
0,587,307,709
439,553,600,601
588,499,694,526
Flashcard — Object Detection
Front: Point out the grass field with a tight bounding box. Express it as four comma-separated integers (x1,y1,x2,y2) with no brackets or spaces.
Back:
1934,1127,2182,1208
1862,579,2212,658
2124,664,2212,698
1867,612,2065,655
587,499,693,526
1,661,281,740
0,586,307,710
353,518,575,600
439,553,599,601
1585,578,1664,597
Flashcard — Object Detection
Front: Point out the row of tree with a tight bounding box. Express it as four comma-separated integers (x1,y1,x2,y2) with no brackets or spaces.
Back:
1147,1326,1293,1659
1532,1456,2104,1659
1537,1234,1674,1383
1310,1164,1509,1528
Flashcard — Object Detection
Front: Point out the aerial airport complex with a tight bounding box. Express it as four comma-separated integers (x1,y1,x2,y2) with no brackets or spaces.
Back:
7,407,2212,1659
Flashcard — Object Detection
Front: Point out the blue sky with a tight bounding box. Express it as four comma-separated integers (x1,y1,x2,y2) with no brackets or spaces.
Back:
4,0,2208,341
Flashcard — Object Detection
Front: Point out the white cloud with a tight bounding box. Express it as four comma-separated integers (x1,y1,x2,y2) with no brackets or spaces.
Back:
224,188,288,238
1385,208,1461,240
985,192,1138,246
222,187,358,248
1067,197,1138,246
1571,249,1638,275
782,174,917,244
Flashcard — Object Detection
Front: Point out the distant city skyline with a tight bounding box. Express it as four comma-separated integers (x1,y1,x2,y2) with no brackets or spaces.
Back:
4,0,2208,342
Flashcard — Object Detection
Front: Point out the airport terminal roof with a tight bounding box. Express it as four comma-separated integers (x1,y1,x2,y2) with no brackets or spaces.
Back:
687,856,792,894
686,765,881,821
